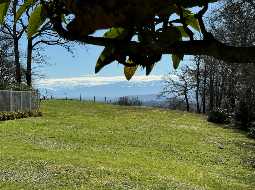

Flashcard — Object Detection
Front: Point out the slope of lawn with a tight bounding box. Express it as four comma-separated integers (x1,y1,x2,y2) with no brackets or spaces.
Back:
0,100,254,190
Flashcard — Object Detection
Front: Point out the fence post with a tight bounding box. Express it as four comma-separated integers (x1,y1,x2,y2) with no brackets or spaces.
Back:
10,89,13,112
29,91,32,111
36,90,40,111
20,91,23,111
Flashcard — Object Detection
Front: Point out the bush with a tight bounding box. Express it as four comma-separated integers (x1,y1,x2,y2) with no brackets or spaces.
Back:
248,127,255,139
0,111,42,121
235,100,255,129
246,121,255,139
248,128,255,138
207,108,229,124
116,96,142,106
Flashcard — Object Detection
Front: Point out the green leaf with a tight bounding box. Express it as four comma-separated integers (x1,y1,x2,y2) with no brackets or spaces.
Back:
27,5,46,38
95,48,115,73
185,15,200,31
182,9,193,17
172,54,184,69
176,26,189,38
16,0,36,22
176,8,200,31
0,1,9,24
95,27,133,73
104,27,128,39
124,59,138,80
61,14,67,24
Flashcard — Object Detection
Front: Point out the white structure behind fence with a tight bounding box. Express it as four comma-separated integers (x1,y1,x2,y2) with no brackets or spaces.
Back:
0,90,40,112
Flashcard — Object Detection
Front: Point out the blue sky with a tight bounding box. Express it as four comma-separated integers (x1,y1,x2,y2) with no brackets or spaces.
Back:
36,35,187,98
37,3,219,79
33,3,220,97
39,42,186,78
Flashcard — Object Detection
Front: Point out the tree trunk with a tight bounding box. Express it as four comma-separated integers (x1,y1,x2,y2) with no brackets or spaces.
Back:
209,65,215,111
195,57,201,113
13,0,21,84
26,38,33,86
184,90,190,112
14,37,21,84
202,64,207,113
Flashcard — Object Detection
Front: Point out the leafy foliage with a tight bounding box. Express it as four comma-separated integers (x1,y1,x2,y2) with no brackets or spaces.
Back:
248,126,255,139
124,59,138,80
115,96,142,106
95,47,115,73
235,99,255,129
172,54,184,69
15,0,35,22
0,111,42,121
178,9,200,31
27,4,46,38
1,0,252,79
103,27,129,39
0,1,9,24
95,27,133,74
0,0,207,78
207,108,229,124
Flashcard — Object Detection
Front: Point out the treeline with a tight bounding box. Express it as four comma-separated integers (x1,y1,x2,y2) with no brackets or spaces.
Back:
162,0,255,130
0,0,71,90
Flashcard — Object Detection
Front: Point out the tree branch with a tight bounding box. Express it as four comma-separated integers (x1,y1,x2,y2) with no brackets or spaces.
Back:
195,3,214,40
48,0,254,64
70,35,255,63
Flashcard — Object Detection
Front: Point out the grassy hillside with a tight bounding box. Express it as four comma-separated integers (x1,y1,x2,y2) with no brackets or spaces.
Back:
0,100,254,190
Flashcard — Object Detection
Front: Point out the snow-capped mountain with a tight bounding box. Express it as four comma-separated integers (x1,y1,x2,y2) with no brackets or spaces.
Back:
35,75,166,101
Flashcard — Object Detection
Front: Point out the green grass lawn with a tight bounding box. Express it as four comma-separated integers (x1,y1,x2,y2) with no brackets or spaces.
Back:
0,100,254,190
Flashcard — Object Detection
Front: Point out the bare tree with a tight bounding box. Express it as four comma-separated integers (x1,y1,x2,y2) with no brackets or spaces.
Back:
193,0,255,126
1,0,73,86
161,66,194,112
0,34,16,89
1,0,25,84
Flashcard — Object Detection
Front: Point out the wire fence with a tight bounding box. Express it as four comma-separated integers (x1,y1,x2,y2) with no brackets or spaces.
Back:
0,90,40,112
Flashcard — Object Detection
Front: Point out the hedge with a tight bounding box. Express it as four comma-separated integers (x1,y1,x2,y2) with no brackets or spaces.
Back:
0,111,42,121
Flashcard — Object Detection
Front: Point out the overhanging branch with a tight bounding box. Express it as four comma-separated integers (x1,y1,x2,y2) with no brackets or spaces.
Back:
76,36,255,63
48,0,254,64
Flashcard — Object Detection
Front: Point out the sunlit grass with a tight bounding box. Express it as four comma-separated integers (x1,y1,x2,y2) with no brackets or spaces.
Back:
0,100,254,189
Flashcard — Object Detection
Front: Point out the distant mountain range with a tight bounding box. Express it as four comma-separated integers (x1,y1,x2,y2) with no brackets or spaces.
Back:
35,75,168,103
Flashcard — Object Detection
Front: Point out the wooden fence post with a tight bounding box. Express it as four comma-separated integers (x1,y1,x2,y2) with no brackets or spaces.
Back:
29,91,32,111
20,91,23,111
10,89,13,112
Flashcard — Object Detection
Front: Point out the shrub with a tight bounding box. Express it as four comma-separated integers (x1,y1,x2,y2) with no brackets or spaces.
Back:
246,121,255,138
116,96,142,106
0,111,42,121
248,127,255,139
235,100,255,129
207,108,229,124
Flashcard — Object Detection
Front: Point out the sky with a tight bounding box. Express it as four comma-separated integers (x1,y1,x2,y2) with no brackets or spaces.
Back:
37,3,219,79
33,3,219,97
39,42,186,78
36,42,185,98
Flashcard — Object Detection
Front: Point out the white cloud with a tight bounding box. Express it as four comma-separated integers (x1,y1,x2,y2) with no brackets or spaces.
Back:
36,75,164,88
